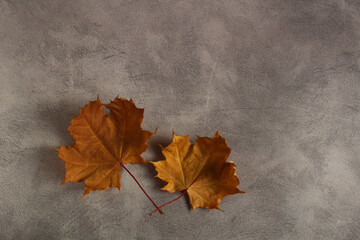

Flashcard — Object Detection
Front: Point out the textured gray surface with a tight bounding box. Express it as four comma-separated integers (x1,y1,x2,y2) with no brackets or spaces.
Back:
1,0,360,239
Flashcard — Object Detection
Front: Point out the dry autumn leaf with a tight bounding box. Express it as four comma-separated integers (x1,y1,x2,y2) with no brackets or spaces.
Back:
152,131,243,212
56,96,154,198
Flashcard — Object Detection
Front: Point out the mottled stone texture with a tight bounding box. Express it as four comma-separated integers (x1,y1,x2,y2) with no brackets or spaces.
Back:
1,0,360,239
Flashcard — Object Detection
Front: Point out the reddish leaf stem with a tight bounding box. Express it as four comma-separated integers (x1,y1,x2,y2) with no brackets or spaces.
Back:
121,164,164,215
150,190,187,216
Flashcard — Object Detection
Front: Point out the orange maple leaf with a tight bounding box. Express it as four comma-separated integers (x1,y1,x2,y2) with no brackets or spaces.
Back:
56,96,154,198
152,131,243,211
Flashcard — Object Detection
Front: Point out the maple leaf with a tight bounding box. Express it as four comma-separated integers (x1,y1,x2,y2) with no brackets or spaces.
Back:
152,131,243,211
56,96,154,198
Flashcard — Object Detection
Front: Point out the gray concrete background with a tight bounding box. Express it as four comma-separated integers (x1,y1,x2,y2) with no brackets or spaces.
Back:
1,0,360,239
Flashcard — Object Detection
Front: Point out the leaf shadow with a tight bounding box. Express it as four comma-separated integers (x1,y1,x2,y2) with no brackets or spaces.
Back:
146,134,172,162
184,193,193,213
142,134,172,191
36,100,82,145
34,99,85,196
31,146,84,199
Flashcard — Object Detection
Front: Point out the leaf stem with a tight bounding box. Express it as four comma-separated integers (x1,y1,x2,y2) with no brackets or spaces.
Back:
150,190,187,216
120,164,164,215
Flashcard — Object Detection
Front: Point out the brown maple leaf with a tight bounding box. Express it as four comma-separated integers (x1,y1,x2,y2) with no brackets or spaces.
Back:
56,96,154,198
152,131,243,211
